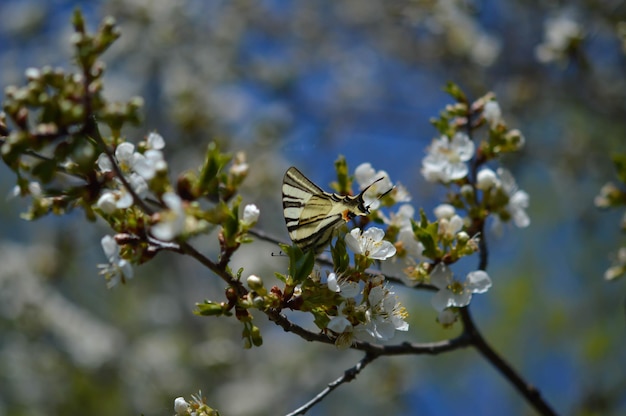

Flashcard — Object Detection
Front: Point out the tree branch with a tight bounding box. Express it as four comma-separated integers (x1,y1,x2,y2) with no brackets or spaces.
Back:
460,307,557,416
285,352,377,416
265,308,470,356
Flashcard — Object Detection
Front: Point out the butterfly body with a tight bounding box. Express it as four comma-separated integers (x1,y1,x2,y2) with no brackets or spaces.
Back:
282,167,374,253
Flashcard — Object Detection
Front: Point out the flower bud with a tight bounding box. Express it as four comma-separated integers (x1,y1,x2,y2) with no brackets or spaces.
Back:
246,274,263,290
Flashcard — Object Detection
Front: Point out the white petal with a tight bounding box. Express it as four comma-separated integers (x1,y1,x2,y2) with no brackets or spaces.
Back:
243,204,260,225
163,192,183,212
363,227,385,242
431,289,453,312
174,397,189,415
465,270,492,293
476,168,498,190
341,281,361,298
370,241,397,260
147,132,165,149
451,290,472,307
118,259,133,279
368,286,385,305
115,190,134,209
437,309,457,325
345,228,362,254
115,142,135,165
429,263,452,289
373,318,395,340
392,315,409,331
97,153,113,172
354,163,376,187
327,273,340,292
434,203,456,219
151,221,176,241
97,192,118,214
451,132,475,161
101,235,118,259
327,317,352,333
445,162,469,180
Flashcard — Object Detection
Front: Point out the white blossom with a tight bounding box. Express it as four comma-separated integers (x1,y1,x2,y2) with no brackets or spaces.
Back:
535,15,583,63
345,227,396,260
421,132,475,183
354,163,394,210
476,168,498,190
241,204,260,226
133,149,167,180
438,214,464,239
483,101,502,128
430,263,492,312
147,132,165,150
151,192,186,241
174,396,190,415
498,168,530,228
361,285,409,341
382,204,414,231
327,273,361,298
97,235,133,288
434,203,456,220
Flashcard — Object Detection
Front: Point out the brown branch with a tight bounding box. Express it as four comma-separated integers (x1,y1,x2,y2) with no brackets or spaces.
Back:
247,228,437,291
265,308,470,356
460,307,558,415
83,115,155,215
285,352,377,416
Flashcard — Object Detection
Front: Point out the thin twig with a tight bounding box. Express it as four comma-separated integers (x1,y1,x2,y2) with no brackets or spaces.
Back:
460,308,558,416
266,308,470,355
83,116,155,215
285,352,377,416
247,228,437,291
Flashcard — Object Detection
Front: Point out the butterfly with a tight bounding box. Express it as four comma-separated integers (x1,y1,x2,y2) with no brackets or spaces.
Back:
282,166,390,253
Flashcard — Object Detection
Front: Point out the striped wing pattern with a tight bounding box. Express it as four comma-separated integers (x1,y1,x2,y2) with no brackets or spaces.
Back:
282,167,369,253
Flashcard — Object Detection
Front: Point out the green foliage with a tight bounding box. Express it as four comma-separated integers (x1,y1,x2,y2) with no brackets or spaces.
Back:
281,243,316,285
332,155,352,194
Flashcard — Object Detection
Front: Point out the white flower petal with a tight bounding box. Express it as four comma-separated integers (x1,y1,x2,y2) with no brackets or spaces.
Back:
101,235,118,260
96,153,113,172
174,397,189,415
242,204,260,225
327,273,340,292
327,317,352,334
345,228,363,253
431,289,453,312
465,270,492,293
147,132,165,150
97,192,118,214
450,290,472,307
429,263,452,289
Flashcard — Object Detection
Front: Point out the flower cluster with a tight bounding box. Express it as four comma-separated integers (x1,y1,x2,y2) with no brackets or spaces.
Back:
429,263,492,324
174,392,219,416
96,133,167,213
422,132,475,183
477,167,530,231
535,14,584,64
326,272,409,348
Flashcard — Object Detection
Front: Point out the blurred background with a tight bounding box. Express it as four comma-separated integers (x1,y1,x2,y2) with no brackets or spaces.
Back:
1,1,626,415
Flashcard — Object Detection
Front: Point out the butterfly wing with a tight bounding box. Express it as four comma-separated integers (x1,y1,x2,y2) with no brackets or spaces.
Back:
282,166,371,253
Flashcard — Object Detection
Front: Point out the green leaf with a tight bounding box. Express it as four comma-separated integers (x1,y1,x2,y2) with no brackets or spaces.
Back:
198,142,232,199
333,155,351,194
331,237,350,273
443,81,467,103
413,211,439,259
611,153,626,184
194,301,225,316
281,243,315,284
221,197,240,245
32,158,58,183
